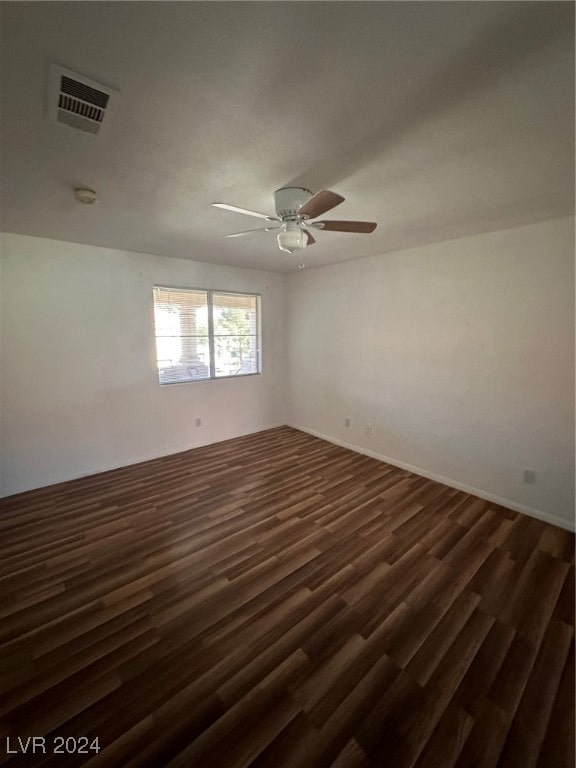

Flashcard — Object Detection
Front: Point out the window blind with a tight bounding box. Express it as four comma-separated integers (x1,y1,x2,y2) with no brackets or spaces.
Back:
153,287,260,384
153,287,210,384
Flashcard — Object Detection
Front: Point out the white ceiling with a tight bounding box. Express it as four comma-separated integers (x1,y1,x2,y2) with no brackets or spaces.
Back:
0,2,573,272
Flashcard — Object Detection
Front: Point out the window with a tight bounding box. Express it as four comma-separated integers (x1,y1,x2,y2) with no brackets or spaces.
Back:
153,286,261,384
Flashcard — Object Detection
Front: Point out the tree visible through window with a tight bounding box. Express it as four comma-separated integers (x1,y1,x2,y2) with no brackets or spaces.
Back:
153,287,261,384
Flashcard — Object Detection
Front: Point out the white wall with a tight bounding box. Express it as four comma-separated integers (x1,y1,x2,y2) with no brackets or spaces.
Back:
0,233,287,496
287,217,575,530
3,220,574,531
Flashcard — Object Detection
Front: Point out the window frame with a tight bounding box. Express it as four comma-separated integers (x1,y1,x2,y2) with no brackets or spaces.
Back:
153,285,262,385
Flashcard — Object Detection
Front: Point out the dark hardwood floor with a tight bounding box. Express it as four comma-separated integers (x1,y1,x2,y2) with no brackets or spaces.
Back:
0,426,574,767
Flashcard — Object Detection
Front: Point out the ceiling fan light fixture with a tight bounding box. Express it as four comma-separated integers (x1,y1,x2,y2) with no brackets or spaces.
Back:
213,187,377,256
277,226,306,253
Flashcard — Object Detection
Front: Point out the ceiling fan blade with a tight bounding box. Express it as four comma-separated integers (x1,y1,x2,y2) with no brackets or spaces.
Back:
305,230,316,246
212,203,280,222
314,220,377,233
225,226,281,238
299,190,345,219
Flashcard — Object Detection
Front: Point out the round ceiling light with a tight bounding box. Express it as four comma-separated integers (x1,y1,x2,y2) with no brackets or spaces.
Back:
74,188,97,204
277,221,306,253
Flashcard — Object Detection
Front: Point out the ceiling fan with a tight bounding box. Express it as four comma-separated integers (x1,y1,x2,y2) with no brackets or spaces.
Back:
212,187,377,257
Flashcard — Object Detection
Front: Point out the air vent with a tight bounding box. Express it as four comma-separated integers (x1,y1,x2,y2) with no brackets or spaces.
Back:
48,65,119,135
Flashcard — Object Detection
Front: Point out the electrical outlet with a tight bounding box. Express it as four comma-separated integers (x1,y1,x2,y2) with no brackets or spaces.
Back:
345,418,350,428
365,424,374,435
195,418,202,427
523,468,536,484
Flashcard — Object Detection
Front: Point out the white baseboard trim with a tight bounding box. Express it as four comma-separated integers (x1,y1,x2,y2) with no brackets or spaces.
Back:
289,423,575,533
82,421,288,479
1,422,287,498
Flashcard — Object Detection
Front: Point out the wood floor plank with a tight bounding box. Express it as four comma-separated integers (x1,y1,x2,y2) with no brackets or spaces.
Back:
535,636,575,768
496,618,573,768
328,738,370,768
412,703,474,768
0,425,573,767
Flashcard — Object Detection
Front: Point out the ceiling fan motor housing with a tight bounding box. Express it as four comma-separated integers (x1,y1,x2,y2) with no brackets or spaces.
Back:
274,187,313,220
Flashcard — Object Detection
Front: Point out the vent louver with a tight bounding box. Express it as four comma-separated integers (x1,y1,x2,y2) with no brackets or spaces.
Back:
48,65,118,135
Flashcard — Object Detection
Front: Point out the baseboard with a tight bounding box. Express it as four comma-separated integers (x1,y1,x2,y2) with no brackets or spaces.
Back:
77,421,288,480
289,423,575,533
1,422,287,498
